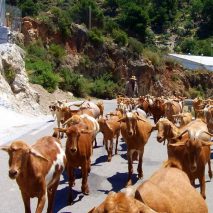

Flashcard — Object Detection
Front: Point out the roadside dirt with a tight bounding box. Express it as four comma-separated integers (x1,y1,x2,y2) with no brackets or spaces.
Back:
30,83,77,115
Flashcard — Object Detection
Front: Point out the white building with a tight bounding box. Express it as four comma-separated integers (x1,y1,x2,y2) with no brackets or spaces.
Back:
169,53,213,72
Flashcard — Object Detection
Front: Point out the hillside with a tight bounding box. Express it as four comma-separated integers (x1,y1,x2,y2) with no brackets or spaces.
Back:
3,0,213,101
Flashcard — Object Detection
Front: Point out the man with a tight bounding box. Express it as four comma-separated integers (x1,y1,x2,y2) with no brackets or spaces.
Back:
125,75,139,98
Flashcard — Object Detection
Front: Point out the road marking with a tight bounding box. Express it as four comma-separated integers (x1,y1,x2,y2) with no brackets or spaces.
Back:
30,123,52,135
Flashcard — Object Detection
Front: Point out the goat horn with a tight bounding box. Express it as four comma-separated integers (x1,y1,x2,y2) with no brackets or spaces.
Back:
201,131,213,137
0,146,10,152
73,100,86,107
174,129,190,140
53,127,67,133
136,115,146,122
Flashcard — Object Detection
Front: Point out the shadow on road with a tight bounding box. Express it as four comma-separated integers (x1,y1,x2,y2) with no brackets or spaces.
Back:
54,186,83,213
210,151,213,159
106,172,138,192
119,142,127,152
92,155,108,165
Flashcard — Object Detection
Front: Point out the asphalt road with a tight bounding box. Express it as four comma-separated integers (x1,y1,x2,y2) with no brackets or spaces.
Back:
0,99,213,213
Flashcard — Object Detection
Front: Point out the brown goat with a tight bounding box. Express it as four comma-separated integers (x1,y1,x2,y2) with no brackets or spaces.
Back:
1,136,66,213
155,118,213,199
88,191,158,213
56,122,93,204
135,162,208,213
118,112,154,186
98,115,120,161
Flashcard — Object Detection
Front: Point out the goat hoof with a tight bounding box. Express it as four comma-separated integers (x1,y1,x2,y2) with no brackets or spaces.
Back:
67,196,73,205
208,171,212,179
108,156,112,162
82,186,89,195
71,182,75,187
83,191,89,195
138,172,143,179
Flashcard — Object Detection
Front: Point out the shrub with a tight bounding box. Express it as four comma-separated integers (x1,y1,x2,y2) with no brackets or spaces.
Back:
179,38,197,54
20,0,39,17
142,48,164,68
188,87,204,98
48,44,65,59
112,29,128,46
59,68,90,97
4,68,16,85
26,41,47,59
128,37,144,55
90,74,120,99
26,59,60,92
88,28,104,46
103,18,119,33
164,57,179,68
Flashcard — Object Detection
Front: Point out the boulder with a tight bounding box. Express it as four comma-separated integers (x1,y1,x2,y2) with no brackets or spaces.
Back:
0,43,41,115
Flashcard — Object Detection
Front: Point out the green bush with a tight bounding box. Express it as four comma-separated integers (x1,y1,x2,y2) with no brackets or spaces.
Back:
26,42,47,60
128,37,144,55
26,59,60,92
164,57,179,68
4,68,16,85
188,87,204,98
20,0,39,17
70,0,104,28
48,43,66,67
59,68,90,97
179,38,213,56
142,48,164,68
88,28,104,46
112,29,128,46
103,18,119,33
90,74,120,99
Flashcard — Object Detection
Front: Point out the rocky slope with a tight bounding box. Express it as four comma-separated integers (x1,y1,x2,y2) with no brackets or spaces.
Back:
0,43,74,115
1,18,212,116
21,17,213,98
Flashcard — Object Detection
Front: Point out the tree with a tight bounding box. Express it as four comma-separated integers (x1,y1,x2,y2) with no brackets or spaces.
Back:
198,0,213,38
190,0,203,21
70,0,104,28
20,0,39,16
118,2,149,41
151,0,178,33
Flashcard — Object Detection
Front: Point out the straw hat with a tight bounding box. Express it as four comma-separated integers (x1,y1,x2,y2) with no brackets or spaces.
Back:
130,75,137,81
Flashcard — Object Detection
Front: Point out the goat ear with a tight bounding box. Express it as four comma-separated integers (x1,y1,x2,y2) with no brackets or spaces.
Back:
169,141,186,147
151,125,157,131
81,129,93,134
201,140,213,146
29,148,48,161
0,146,10,152
87,207,96,213
54,127,67,133
117,117,125,122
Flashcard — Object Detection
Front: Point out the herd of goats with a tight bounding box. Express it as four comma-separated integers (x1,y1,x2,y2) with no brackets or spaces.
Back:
1,95,213,213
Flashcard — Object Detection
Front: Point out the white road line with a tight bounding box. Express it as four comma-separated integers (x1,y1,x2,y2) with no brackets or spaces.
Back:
30,123,52,135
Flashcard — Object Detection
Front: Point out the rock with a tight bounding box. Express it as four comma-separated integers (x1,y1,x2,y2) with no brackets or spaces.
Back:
0,43,42,115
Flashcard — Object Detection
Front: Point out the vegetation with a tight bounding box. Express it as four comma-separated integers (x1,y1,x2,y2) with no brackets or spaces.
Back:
25,41,62,92
6,0,213,97
59,68,90,97
90,74,121,99
4,68,16,85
